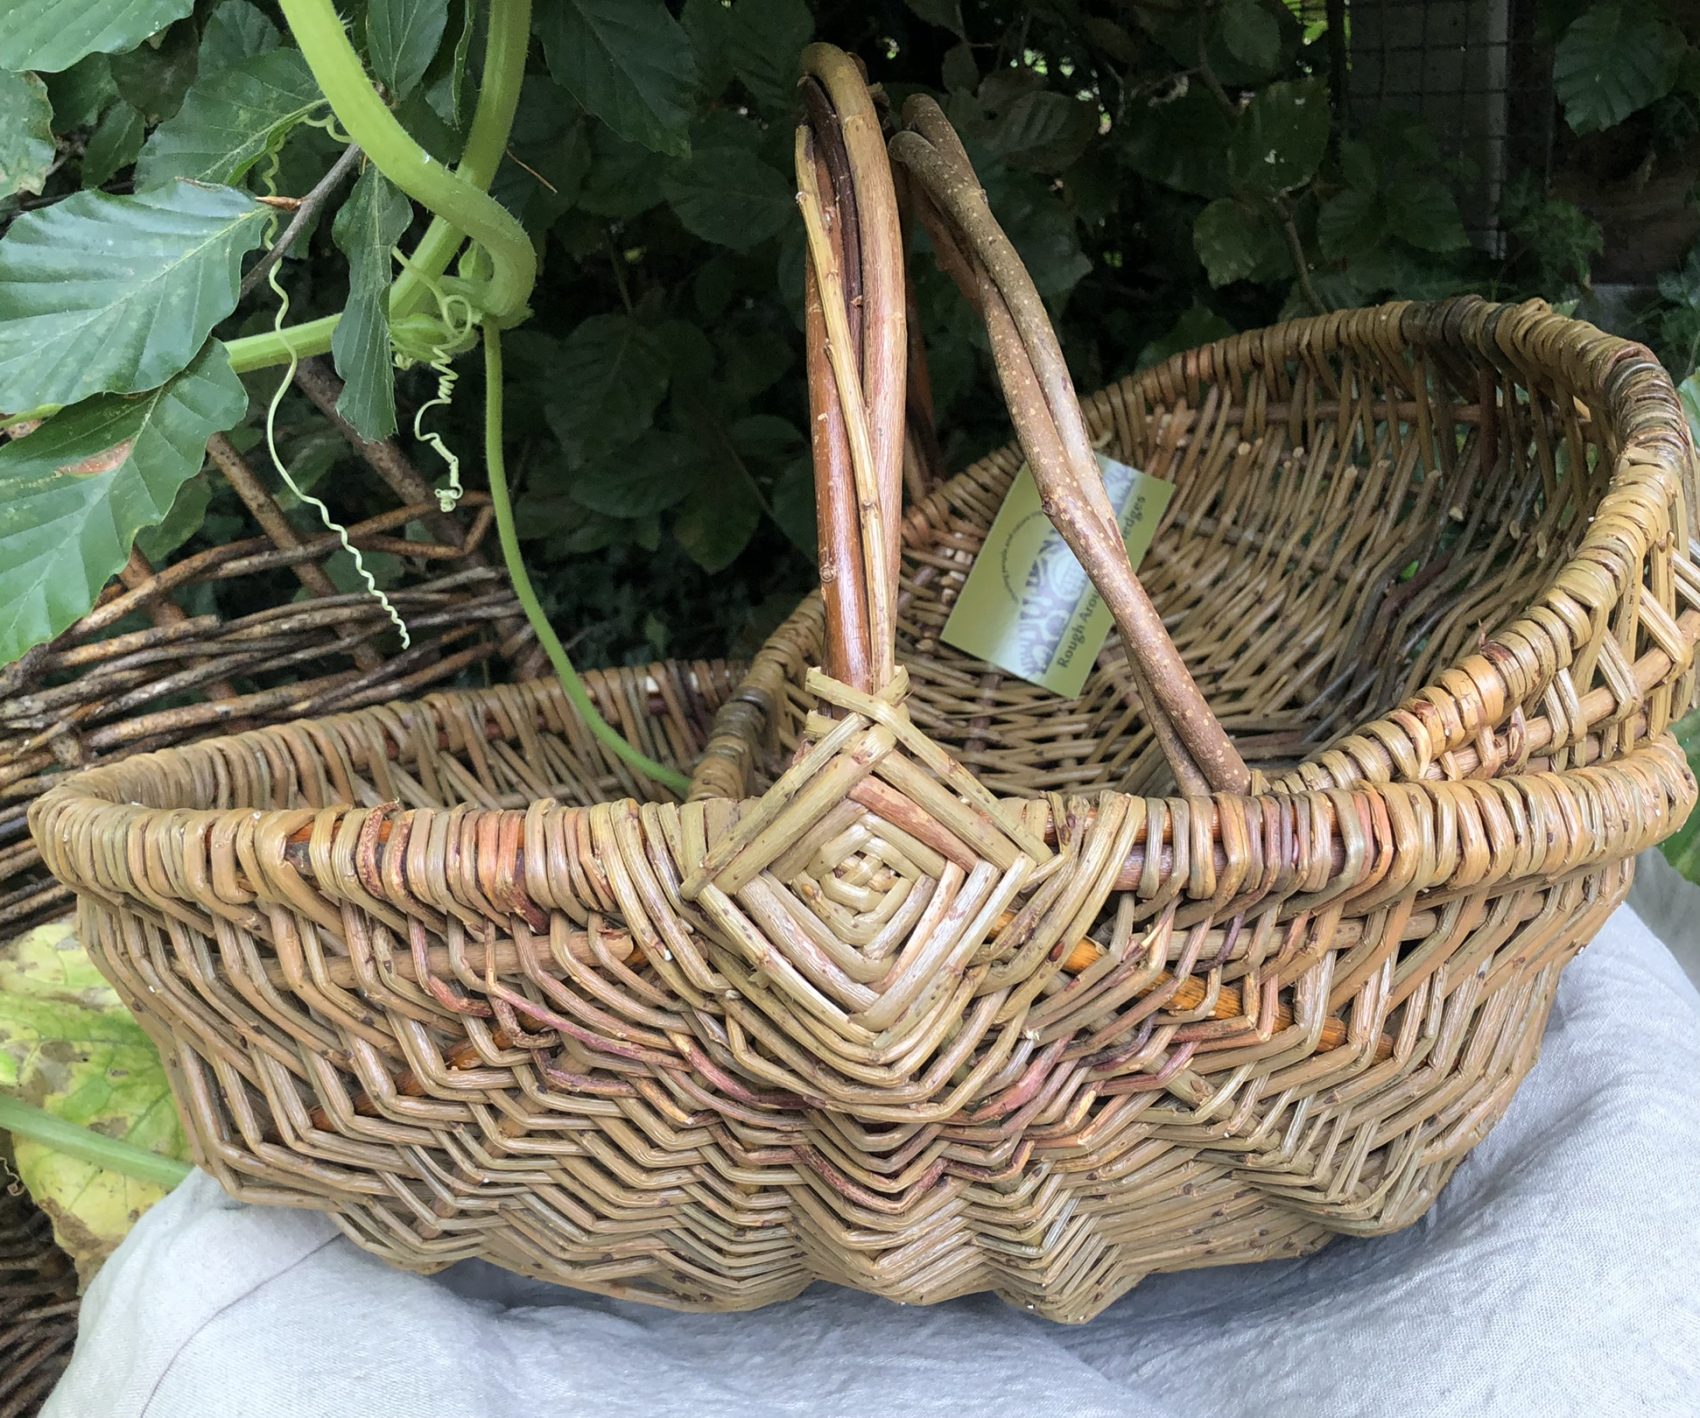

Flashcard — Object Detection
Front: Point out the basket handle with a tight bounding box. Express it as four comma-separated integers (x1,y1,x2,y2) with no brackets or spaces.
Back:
796,55,1249,796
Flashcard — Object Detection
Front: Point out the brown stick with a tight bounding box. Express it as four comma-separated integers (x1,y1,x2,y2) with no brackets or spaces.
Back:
891,100,1250,795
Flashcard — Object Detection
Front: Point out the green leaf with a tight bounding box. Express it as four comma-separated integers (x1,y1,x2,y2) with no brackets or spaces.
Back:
44,55,118,130
136,49,325,187
547,314,671,463
0,70,55,200
904,0,966,37
1316,187,1386,261
1554,3,1679,134
770,456,817,556
674,475,760,571
1219,0,1281,78
662,146,792,250
0,0,195,74
1224,0,1278,75
721,0,813,110
1661,708,1700,883
576,123,667,217
1193,197,1284,286
1227,78,1329,196
1125,86,1234,198
197,0,281,73
367,0,448,102
0,343,245,668
330,166,411,441
80,98,146,186
681,0,734,97
538,0,699,159
135,469,212,561
574,429,699,517
0,919,190,1282
984,90,1098,173
109,18,198,124
1385,175,1469,253
0,182,268,408
1136,304,1235,370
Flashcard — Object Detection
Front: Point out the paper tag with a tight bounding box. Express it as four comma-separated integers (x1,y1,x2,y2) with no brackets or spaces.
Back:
940,454,1174,699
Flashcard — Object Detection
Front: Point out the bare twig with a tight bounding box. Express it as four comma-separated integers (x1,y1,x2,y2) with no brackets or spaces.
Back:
240,143,364,299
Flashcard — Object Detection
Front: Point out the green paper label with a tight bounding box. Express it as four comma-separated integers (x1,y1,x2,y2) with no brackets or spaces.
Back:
941,454,1174,699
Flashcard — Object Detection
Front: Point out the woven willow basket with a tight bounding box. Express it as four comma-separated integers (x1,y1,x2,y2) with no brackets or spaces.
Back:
28,50,1700,1323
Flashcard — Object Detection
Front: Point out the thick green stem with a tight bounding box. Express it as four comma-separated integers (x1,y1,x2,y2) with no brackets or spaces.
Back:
482,322,694,797
0,1098,192,1191
226,0,533,374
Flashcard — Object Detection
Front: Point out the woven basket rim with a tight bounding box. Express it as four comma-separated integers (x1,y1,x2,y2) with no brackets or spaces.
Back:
28,298,1700,904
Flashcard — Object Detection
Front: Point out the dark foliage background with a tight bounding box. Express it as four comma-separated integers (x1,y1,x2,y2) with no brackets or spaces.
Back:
7,0,1700,666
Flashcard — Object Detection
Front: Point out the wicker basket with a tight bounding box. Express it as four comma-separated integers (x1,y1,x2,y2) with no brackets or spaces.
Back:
0,358,537,933
28,50,1700,1324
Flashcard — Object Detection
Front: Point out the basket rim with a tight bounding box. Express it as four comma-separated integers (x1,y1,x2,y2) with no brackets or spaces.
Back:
26,297,1700,912
705,294,1699,801
25,673,1695,919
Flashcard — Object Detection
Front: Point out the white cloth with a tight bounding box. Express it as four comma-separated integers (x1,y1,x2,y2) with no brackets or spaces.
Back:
46,905,1700,1418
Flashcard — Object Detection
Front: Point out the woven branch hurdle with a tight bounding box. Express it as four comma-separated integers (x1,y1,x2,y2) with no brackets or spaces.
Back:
0,1181,77,1418
29,49,1700,1322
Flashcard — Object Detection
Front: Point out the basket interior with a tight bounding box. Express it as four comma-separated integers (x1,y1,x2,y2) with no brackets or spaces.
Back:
743,305,1630,799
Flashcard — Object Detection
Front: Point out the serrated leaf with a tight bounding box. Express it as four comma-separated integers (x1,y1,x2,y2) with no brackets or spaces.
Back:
197,0,281,73
80,99,145,186
330,165,411,441
368,0,448,102
662,146,791,249
1661,708,1700,883
136,49,325,188
538,0,699,159
1554,3,1679,135
984,90,1097,172
0,70,55,200
0,182,268,408
1316,187,1386,261
0,918,189,1283
44,55,118,130
574,429,698,516
674,474,760,571
0,0,195,74
1219,0,1281,78
1227,78,1329,196
547,314,670,464
1193,197,1283,286
0,343,245,662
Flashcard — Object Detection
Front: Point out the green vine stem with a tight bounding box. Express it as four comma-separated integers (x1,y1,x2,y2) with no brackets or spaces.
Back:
225,0,533,373
0,1097,192,1191
481,320,694,797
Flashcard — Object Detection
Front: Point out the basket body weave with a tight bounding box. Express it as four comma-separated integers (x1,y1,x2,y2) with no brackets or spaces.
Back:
30,298,1700,1322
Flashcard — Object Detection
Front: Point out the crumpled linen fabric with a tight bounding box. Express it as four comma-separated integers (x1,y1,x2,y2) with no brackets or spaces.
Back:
44,904,1700,1418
